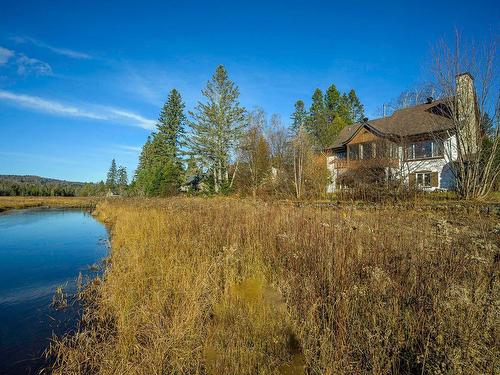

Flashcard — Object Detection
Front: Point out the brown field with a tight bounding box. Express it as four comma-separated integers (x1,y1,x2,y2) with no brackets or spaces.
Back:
0,196,98,212
45,197,499,374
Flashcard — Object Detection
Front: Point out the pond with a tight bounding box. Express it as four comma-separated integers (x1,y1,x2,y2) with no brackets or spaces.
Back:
0,208,108,374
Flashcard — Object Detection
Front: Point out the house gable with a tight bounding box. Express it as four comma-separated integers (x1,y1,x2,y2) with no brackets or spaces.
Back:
347,126,381,145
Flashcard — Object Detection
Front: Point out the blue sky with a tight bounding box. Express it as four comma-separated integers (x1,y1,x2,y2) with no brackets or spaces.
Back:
0,0,498,182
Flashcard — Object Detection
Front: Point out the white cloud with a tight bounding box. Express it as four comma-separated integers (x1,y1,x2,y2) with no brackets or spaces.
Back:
108,108,157,130
16,54,52,76
115,144,142,153
11,36,92,60
0,90,106,119
0,46,14,64
0,46,52,76
0,90,156,129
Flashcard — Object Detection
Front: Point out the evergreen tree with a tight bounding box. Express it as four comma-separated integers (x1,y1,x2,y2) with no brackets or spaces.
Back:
337,93,351,123
481,113,494,138
325,84,340,123
300,85,365,148
188,65,246,193
117,166,128,194
135,136,153,177
134,89,186,196
156,88,185,161
308,88,337,148
106,159,117,191
346,89,365,124
185,155,201,178
290,100,308,134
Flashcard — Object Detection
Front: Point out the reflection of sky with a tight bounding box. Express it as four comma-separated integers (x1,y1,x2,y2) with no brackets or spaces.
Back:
0,209,108,374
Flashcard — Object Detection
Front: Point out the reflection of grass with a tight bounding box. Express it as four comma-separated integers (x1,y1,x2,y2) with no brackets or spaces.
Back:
0,196,97,212
51,284,68,310
48,198,499,374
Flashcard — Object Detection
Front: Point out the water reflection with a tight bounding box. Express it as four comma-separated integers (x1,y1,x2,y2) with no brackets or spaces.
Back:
0,208,108,374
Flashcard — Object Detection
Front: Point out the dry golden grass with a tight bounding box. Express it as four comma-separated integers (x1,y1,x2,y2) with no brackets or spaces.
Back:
0,196,98,212
47,198,499,374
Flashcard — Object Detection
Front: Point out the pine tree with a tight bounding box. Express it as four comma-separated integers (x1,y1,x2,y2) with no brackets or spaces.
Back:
325,84,340,123
188,65,246,193
156,88,185,161
117,166,128,194
337,93,351,123
346,89,365,124
307,88,334,148
134,89,186,196
136,136,153,177
290,100,307,134
106,159,117,191
481,113,494,138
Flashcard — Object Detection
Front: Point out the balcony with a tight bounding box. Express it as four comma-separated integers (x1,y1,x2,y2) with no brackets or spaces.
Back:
331,157,399,170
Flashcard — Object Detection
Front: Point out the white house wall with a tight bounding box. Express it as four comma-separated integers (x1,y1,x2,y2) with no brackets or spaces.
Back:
326,135,458,193
401,135,457,191
326,155,337,193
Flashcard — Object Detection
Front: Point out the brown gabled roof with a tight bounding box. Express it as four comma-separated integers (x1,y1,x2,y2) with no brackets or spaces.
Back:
326,99,455,150
328,123,362,149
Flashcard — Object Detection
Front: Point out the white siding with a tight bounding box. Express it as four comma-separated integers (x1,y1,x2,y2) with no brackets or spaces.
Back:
325,134,458,193
401,135,457,190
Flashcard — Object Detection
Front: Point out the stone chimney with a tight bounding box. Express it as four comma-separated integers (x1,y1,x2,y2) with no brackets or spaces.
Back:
456,72,479,155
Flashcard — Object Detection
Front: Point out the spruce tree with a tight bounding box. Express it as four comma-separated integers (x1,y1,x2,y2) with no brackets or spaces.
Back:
106,159,117,191
188,65,246,193
325,84,340,123
307,89,330,148
290,100,308,134
117,166,128,194
134,89,186,196
156,88,185,160
346,89,365,124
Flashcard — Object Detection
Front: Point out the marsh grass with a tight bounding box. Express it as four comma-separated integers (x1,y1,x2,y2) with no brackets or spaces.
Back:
0,196,97,212
47,198,499,374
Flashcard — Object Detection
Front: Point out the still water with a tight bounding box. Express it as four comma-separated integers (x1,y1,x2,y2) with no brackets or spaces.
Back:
0,209,108,374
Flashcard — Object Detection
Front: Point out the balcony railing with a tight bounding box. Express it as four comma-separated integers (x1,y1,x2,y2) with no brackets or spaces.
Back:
331,157,399,169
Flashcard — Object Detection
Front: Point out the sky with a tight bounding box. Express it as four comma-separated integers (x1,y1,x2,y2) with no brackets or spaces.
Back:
0,0,498,182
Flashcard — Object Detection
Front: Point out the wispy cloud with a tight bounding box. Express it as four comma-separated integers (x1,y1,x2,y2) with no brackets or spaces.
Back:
108,108,156,129
0,45,52,76
114,144,142,153
11,36,92,60
16,54,52,76
0,90,105,119
0,46,14,64
0,90,156,129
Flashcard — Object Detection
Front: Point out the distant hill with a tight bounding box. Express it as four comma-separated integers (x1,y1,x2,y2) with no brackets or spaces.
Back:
0,175,105,197
0,175,85,186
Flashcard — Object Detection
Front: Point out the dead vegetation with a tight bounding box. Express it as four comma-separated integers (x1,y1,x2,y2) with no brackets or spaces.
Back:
46,198,499,374
0,196,97,212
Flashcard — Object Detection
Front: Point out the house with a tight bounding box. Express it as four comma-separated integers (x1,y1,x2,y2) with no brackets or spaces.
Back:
324,73,479,192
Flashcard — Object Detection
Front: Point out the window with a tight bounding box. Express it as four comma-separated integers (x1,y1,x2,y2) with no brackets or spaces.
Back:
361,142,374,159
376,141,399,158
416,172,431,188
336,151,346,160
405,140,444,160
348,144,359,160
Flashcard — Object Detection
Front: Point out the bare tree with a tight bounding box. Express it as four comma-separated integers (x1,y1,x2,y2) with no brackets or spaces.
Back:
377,83,438,117
291,126,313,199
431,31,499,199
238,108,271,197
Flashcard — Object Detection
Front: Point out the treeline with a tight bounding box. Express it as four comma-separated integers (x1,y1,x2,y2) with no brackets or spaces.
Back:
0,175,107,197
3,66,365,199
130,65,365,198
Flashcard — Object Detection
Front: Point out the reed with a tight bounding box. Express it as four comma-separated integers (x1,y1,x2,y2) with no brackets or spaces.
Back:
47,197,499,374
0,196,97,212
